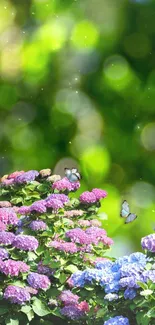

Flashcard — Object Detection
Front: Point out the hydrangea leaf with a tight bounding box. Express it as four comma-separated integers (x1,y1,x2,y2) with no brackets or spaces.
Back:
32,298,51,316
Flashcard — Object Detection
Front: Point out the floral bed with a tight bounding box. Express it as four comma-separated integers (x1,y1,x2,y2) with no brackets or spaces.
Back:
0,169,154,325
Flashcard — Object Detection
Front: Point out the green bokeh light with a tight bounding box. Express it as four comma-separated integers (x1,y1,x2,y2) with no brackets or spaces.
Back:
71,20,99,49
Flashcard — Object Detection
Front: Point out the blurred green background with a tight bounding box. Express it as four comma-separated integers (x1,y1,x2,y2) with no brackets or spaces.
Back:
0,0,155,256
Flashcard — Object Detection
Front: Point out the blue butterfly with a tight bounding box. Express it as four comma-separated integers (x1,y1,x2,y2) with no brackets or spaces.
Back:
64,168,81,183
120,200,137,224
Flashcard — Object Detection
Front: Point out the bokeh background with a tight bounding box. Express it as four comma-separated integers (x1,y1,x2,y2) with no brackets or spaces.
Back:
0,0,155,256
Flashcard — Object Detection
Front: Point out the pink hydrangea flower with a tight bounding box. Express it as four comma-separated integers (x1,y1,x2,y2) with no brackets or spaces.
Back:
8,171,24,179
78,301,89,312
0,259,29,276
92,188,107,200
64,210,84,218
80,191,97,204
52,177,80,192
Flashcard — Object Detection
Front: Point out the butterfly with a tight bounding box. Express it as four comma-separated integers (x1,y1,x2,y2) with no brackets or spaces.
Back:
120,200,137,224
64,168,81,183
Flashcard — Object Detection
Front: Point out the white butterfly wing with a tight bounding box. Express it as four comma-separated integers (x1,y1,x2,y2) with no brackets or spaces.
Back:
64,168,72,178
125,213,137,224
71,168,78,174
120,200,130,218
68,174,79,182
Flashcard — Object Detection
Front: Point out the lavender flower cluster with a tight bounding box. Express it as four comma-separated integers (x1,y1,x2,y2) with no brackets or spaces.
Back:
59,290,89,320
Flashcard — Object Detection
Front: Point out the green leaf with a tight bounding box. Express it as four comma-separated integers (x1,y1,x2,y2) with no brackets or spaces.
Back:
10,197,23,204
8,281,25,287
21,306,32,314
59,273,68,284
49,261,61,268
65,264,79,273
0,306,9,315
147,306,155,318
32,298,51,317
5,318,19,325
136,312,150,325
137,281,148,290
96,308,107,318
27,251,37,261
27,310,34,322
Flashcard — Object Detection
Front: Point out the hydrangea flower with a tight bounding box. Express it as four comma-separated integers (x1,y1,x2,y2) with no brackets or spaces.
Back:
46,193,69,204
0,221,6,231
60,305,85,320
0,201,12,208
27,272,51,290
0,259,29,276
90,219,102,227
104,316,130,325
18,206,30,215
124,288,137,300
29,220,47,231
49,240,78,253
4,285,30,304
8,171,24,179
0,231,15,245
12,235,39,251
0,248,9,260
141,233,155,253
52,177,80,192
59,290,79,305
104,293,119,301
46,198,64,209
80,191,97,204
14,170,39,183
30,201,47,213
64,210,84,218
92,188,107,200
0,208,18,225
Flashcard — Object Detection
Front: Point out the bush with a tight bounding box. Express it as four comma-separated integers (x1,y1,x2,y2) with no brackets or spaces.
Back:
0,169,154,325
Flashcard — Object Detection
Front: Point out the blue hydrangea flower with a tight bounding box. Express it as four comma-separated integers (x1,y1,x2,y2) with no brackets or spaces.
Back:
104,281,120,293
104,315,130,325
70,271,85,287
124,288,137,300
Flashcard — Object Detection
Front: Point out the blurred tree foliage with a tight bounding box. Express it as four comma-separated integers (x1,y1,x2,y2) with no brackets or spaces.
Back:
0,0,155,254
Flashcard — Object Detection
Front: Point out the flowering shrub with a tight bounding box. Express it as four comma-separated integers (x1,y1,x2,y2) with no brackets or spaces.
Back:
0,168,154,325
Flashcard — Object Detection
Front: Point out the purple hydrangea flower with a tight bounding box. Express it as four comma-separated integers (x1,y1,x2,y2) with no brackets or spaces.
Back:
46,198,64,209
59,290,79,305
124,288,137,300
66,228,92,245
104,316,130,325
29,220,47,231
18,206,30,215
80,191,97,204
0,259,29,276
30,201,47,214
14,170,39,184
60,305,84,320
4,285,30,304
92,188,107,200
104,293,119,301
12,235,39,251
0,208,18,225
46,194,69,204
141,234,155,253
0,221,6,231
27,272,51,290
0,231,15,245
49,240,78,253
0,248,9,260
